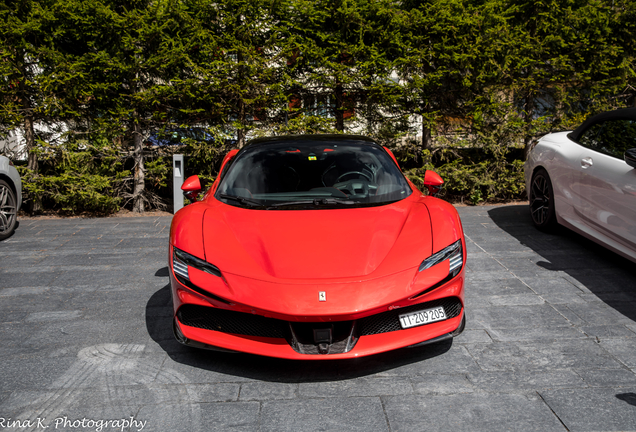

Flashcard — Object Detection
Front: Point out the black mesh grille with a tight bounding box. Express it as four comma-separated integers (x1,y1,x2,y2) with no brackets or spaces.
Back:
359,297,462,336
177,305,288,338
178,297,462,341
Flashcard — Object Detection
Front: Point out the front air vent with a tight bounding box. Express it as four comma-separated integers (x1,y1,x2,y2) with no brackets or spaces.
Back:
359,297,462,336
177,304,288,338
177,296,463,353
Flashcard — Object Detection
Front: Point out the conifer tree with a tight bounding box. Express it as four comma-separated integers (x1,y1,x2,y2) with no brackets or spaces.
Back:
397,0,492,152
0,0,58,211
281,0,403,134
493,0,626,156
47,0,197,212
184,0,289,146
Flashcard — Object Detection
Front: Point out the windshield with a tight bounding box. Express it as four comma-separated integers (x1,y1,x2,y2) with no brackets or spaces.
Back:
216,138,412,209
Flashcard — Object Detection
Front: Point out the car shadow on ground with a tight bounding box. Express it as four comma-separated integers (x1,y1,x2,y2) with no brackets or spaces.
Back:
146,271,452,382
487,205,636,322
616,393,636,406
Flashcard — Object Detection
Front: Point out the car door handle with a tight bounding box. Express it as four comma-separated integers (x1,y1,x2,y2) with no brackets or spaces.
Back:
581,157,593,168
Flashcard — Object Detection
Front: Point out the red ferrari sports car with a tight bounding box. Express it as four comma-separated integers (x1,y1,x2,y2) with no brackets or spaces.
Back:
169,135,466,359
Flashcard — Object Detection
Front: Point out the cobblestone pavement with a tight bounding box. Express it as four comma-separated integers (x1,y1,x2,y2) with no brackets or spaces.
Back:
1,204,635,431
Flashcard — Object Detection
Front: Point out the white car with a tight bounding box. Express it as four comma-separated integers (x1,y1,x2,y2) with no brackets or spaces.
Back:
525,108,636,264
0,155,22,240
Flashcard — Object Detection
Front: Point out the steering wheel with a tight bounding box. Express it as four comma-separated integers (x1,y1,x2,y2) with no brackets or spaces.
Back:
336,171,373,183
333,179,369,198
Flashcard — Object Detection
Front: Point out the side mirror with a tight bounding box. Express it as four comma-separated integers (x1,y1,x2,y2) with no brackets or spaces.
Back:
182,175,202,202
625,148,636,168
423,170,444,197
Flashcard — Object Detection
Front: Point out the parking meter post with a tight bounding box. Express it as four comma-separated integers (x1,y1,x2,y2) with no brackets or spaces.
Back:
173,154,184,213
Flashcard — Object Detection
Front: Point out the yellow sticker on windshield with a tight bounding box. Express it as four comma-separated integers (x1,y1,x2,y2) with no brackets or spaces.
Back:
308,156,317,161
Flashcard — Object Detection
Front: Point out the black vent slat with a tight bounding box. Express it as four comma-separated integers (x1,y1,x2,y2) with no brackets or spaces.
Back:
178,305,287,338
359,297,462,336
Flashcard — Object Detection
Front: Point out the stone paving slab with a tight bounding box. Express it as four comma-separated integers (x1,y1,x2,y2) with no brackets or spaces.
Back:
383,393,566,432
539,388,636,431
1,205,636,431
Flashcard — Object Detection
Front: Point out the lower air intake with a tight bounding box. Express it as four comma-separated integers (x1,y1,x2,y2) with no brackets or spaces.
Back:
359,297,462,336
177,296,463,352
177,305,288,338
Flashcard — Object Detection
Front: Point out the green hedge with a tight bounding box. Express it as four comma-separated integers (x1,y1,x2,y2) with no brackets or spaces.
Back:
404,148,526,205
14,133,528,215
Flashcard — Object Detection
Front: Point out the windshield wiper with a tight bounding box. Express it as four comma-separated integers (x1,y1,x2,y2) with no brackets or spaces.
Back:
268,198,358,207
219,194,265,207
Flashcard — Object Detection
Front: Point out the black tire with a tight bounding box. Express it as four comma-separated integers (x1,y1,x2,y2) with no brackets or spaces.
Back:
529,168,558,231
0,179,18,241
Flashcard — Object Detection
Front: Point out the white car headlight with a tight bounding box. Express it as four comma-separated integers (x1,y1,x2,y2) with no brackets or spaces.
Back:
419,239,463,277
173,247,222,279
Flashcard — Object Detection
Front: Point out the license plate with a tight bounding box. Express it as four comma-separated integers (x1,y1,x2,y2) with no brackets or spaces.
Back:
399,306,446,329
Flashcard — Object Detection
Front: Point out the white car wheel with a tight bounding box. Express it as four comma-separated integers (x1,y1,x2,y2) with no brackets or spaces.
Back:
0,179,18,240
529,168,558,231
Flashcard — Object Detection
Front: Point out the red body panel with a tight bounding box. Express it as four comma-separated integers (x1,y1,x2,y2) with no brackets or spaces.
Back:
169,265,465,359
170,202,207,261
200,194,432,280
168,145,467,359
193,262,449,319
426,198,466,253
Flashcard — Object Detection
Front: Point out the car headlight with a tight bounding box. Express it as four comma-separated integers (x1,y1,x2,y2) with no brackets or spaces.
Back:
419,239,463,277
173,247,222,279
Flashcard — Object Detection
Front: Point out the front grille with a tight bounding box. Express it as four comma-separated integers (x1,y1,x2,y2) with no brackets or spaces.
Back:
358,297,462,336
177,305,288,338
177,296,463,351
288,321,358,355
293,338,352,355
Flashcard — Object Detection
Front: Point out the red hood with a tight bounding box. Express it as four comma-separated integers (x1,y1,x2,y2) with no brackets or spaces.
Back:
202,196,433,281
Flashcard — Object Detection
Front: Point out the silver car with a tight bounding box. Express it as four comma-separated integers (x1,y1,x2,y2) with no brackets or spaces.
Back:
0,155,22,240
524,108,636,263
